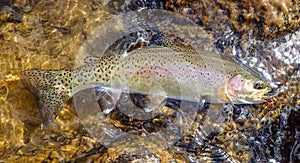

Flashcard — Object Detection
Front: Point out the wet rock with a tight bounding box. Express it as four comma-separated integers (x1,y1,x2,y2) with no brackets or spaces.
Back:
164,0,300,38
0,6,22,23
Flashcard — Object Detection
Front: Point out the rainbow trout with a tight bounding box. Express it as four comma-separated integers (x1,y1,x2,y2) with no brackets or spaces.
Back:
20,45,271,125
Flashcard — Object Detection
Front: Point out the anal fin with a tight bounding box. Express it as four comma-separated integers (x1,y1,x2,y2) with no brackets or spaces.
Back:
94,87,121,114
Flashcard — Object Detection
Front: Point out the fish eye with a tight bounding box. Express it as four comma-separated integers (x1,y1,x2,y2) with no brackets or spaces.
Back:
253,80,265,90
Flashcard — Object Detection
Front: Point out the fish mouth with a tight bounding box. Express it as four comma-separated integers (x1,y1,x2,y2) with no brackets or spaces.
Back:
261,86,274,98
263,92,275,97
262,86,285,98
239,99,265,104
236,93,270,104
241,87,272,104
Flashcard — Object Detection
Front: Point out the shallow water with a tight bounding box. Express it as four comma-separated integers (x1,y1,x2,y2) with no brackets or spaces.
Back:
0,0,299,162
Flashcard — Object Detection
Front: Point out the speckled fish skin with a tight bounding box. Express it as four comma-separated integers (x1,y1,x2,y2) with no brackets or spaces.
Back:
19,45,270,125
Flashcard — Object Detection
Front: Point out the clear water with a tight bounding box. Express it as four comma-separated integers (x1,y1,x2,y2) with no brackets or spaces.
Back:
0,0,299,162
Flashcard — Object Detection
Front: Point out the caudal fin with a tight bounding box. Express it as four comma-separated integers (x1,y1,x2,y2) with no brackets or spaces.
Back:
19,70,71,125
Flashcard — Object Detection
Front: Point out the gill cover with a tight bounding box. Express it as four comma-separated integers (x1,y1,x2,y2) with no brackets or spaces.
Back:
225,74,271,104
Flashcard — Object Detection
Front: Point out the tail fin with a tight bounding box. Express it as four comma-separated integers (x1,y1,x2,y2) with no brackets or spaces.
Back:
19,70,71,125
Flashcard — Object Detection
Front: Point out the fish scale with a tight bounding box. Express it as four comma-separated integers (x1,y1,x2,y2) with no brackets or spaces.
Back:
19,45,271,125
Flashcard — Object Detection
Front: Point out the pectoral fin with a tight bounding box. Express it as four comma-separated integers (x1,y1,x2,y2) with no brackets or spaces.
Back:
143,86,167,112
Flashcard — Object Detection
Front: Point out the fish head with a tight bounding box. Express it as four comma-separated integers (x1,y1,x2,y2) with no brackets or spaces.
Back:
225,73,272,104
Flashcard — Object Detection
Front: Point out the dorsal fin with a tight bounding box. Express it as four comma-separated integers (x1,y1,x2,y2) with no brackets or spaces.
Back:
84,56,102,64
